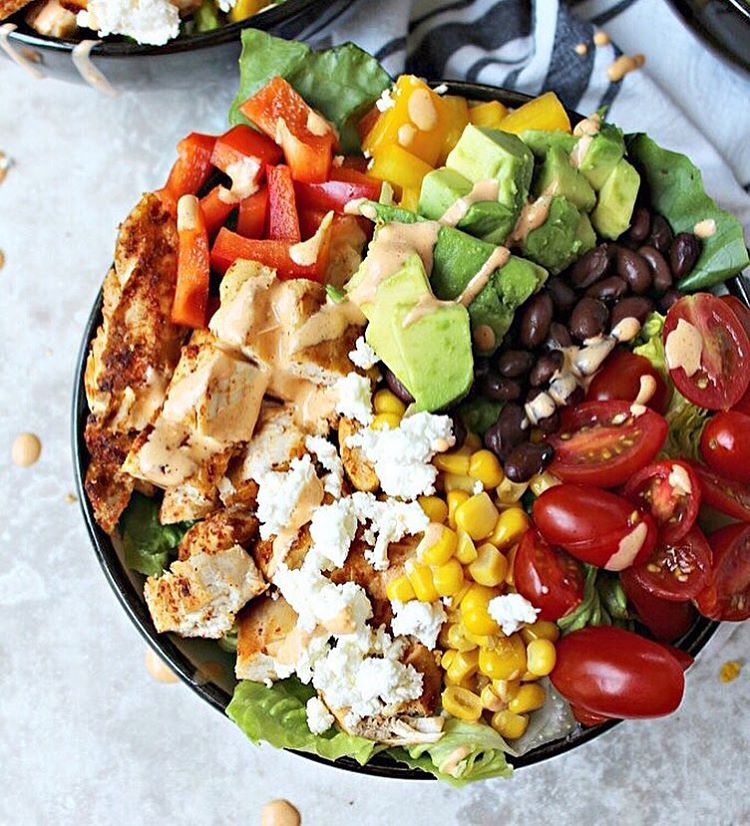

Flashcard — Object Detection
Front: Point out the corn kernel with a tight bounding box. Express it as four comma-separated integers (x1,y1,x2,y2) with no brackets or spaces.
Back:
464,432,482,451
528,471,561,497
438,622,454,649
447,490,470,529
434,452,471,475
491,678,521,703
443,473,479,493
455,530,477,565
419,524,458,565
468,449,504,489
478,634,527,680
496,477,528,505
490,507,530,550
491,709,529,739
441,649,457,671
385,573,415,603
508,683,546,714
405,559,439,602
468,543,508,587
371,412,402,431
447,623,477,653
461,584,501,635
463,630,494,648
450,580,472,610
520,671,540,682
373,388,406,417
505,544,518,586
520,621,560,644
447,648,479,683
418,495,448,524
480,683,506,712
432,558,465,597
455,492,499,541
442,686,483,721
526,638,557,677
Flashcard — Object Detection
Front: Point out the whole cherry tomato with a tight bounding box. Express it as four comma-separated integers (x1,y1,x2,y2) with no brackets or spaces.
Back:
621,572,697,642
700,410,750,485
587,348,670,414
694,523,750,621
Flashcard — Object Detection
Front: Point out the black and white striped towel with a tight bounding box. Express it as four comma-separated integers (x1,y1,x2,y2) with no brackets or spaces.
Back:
289,0,750,238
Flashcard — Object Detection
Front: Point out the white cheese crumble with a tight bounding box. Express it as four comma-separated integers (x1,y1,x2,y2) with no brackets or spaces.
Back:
351,492,429,570
77,0,178,45
306,696,334,734
309,498,359,570
345,412,455,500
305,434,344,498
488,593,540,636
375,87,396,112
348,336,379,370
391,600,447,649
256,455,317,540
334,372,373,425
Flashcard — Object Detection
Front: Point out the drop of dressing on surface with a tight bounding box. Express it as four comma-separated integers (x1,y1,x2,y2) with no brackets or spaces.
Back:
508,196,553,245
570,113,601,169
145,649,179,684
0,151,10,185
574,42,588,56
0,23,44,78
439,179,499,227
289,211,334,266
607,53,645,82
305,109,330,137
665,318,703,377
11,433,41,467
407,88,439,131
593,30,611,46
72,40,117,96
634,374,657,406
260,799,301,826
397,123,417,147
694,218,717,239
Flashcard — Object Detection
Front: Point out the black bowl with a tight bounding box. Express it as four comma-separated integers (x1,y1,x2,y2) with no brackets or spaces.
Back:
72,81,724,780
667,0,750,75
2,0,336,90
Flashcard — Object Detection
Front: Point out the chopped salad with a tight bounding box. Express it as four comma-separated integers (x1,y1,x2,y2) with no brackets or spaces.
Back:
83,30,750,783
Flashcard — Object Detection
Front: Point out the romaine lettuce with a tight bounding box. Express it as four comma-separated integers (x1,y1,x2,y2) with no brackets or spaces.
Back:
119,493,190,577
557,565,630,633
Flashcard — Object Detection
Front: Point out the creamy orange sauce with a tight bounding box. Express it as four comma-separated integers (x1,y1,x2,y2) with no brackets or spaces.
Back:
439,179,500,227
72,40,117,96
11,432,41,467
457,245,510,307
289,211,333,266
508,196,553,245
145,649,179,683
289,299,365,354
408,88,439,131
0,24,44,79
260,799,301,826
607,53,645,82
397,123,417,147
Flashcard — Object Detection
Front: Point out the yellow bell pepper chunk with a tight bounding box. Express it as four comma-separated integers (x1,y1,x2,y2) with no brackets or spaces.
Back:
437,95,470,164
368,145,433,198
399,187,421,212
229,0,265,22
363,75,446,167
498,91,571,135
468,100,509,129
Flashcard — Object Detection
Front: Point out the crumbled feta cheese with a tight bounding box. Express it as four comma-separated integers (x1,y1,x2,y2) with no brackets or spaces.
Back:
488,593,540,636
334,372,373,425
306,696,334,734
256,455,318,540
391,600,447,649
348,336,379,370
78,0,179,47
305,434,344,497
375,87,396,112
473,479,484,495
309,497,359,570
351,492,429,570
345,412,455,499
432,83,448,95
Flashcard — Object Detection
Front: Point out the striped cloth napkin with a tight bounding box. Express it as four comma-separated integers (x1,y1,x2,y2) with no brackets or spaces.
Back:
293,0,750,240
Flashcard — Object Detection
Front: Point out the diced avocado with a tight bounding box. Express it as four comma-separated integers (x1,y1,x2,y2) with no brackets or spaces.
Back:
419,167,516,244
578,124,626,190
520,129,577,158
522,196,589,274
357,200,422,226
591,159,640,240
574,211,597,254
365,253,473,412
446,124,534,215
534,145,596,212
458,396,503,437
431,226,547,351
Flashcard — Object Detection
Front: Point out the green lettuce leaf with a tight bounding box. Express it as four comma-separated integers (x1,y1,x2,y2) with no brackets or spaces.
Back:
557,565,631,633
626,133,749,291
119,493,190,577
389,719,512,785
227,678,379,765
633,312,709,461
229,30,391,153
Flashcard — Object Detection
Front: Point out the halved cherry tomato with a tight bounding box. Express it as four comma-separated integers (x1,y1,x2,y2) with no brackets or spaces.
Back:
621,572,697,642
547,400,668,488
720,294,750,340
533,484,657,571
700,411,750,485
586,349,670,414
210,124,281,175
267,165,301,243
512,529,585,621
624,460,701,544
199,185,236,237
236,187,268,239
663,294,750,410
550,626,685,719
156,132,216,215
694,523,750,621
690,462,750,522
732,387,750,416
624,527,712,602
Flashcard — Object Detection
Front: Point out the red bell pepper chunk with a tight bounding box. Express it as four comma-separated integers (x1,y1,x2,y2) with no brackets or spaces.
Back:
294,175,382,215
210,124,282,175
237,186,268,239
339,155,371,174
200,185,236,237
298,204,330,241
239,76,335,184
210,227,328,281
157,132,216,215
172,195,211,328
267,165,301,242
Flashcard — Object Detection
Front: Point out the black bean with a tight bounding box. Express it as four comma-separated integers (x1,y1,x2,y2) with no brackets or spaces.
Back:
670,233,701,280
570,244,612,289
481,373,522,402
530,350,564,387
451,414,467,450
567,385,585,407
616,247,652,295
384,367,414,404
570,297,609,341
638,245,672,294
546,322,573,350
536,411,561,433
519,292,554,350
610,296,655,329
627,206,651,243
474,357,492,381
546,277,578,315
586,275,627,302
496,349,535,378
648,214,673,253
659,289,682,314
484,402,527,460
505,442,555,483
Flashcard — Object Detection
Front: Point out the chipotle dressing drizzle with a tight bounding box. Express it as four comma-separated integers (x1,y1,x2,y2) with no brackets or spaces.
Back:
508,195,553,245
72,40,117,96
0,24,43,78
439,179,500,227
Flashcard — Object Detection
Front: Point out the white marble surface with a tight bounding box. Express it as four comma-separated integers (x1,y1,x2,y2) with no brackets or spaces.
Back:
2,52,750,826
